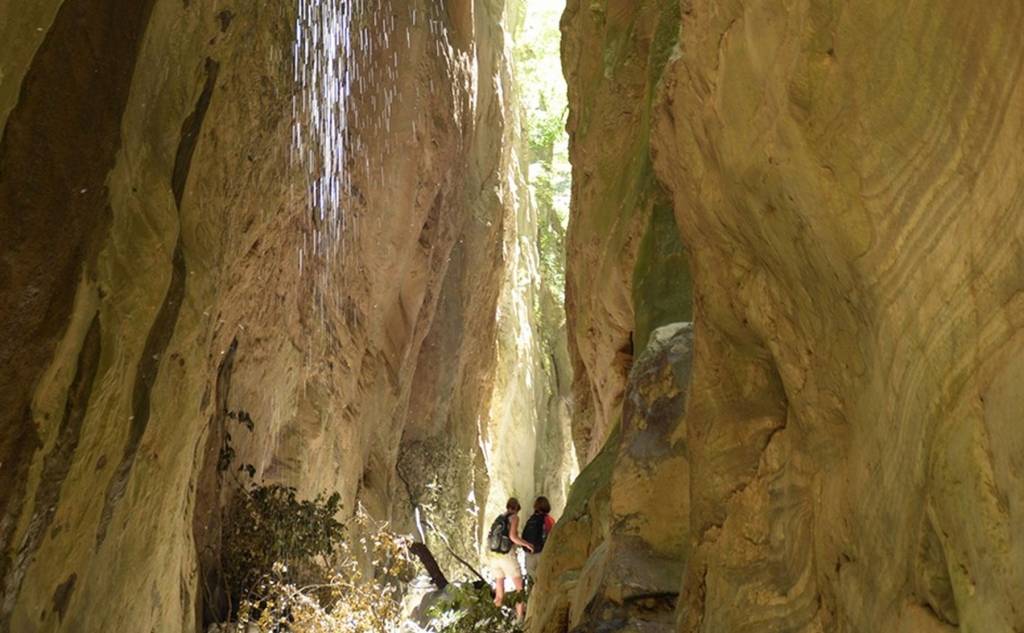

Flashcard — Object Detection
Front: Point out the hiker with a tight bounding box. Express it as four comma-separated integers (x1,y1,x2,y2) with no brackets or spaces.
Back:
486,497,533,621
522,496,556,579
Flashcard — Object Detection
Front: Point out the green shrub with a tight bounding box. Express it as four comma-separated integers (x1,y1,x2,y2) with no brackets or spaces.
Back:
223,483,344,610
428,583,526,633
234,512,417,633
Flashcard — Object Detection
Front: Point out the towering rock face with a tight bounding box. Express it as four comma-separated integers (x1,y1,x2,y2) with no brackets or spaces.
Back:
6,0,1022,630
539,1,1024,632
0,0,573,631
560,0,691,462
530,323,693,632
395,0,577,572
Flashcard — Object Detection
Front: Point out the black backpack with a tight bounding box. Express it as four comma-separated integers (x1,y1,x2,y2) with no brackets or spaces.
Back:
522,512,547,553
487,513,512,553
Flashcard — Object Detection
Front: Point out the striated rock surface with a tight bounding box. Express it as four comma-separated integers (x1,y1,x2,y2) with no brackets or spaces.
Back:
655,2,1024,631
560,0,692,462
0,0,573,631
542,1,1024,632
395,0,576,571
5,0,1023,631
529,323,692,633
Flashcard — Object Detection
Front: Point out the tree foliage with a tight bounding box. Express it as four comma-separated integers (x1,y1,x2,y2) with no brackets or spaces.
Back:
224,483,344,608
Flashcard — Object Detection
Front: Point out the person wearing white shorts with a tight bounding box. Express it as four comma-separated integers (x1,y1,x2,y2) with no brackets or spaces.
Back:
488,497,533,621
489,549,521,580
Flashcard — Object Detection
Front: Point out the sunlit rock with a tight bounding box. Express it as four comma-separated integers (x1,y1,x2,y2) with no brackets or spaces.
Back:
0,1,574,630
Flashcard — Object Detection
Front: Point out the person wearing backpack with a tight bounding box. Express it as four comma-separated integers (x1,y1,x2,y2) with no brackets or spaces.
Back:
522,496,556,579
486,497,533,620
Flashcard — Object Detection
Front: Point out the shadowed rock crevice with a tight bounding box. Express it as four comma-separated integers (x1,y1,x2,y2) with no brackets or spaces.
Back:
0,0,157,582
173,58,221,209
0,315,101,628
95,240,187,548
50,573,78,624
192,337,238,629
632,198,691,353
914,508,960,627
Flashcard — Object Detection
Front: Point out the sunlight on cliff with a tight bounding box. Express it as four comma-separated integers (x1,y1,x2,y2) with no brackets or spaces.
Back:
515,0,571,299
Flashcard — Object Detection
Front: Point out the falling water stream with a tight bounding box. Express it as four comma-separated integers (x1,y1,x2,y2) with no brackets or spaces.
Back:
291,0,457,324
278,1,578,626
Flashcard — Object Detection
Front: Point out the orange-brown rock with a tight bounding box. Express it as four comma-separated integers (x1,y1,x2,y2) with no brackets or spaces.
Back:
539,1,1024,632
0,1,572,631
560,0,691,464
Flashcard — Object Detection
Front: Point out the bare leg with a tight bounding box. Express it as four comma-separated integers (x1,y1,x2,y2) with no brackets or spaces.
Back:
512,575,525,621
494,576,506,607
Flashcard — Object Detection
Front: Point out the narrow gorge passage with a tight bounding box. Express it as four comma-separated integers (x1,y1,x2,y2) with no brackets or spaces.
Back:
1,1,1023,633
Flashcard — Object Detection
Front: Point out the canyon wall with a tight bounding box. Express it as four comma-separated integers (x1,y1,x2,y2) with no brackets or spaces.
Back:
6,0,1021,630
560,0,691,462
535,1,1024,632
0,0,571,631
395,0,577,572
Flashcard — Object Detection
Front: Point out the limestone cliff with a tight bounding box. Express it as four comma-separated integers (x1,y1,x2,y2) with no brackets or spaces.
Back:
560,0,692,462
5,0,1023,631
395,0,576,574
0,0,571,631
536,1,1024,632
530,323,693,632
